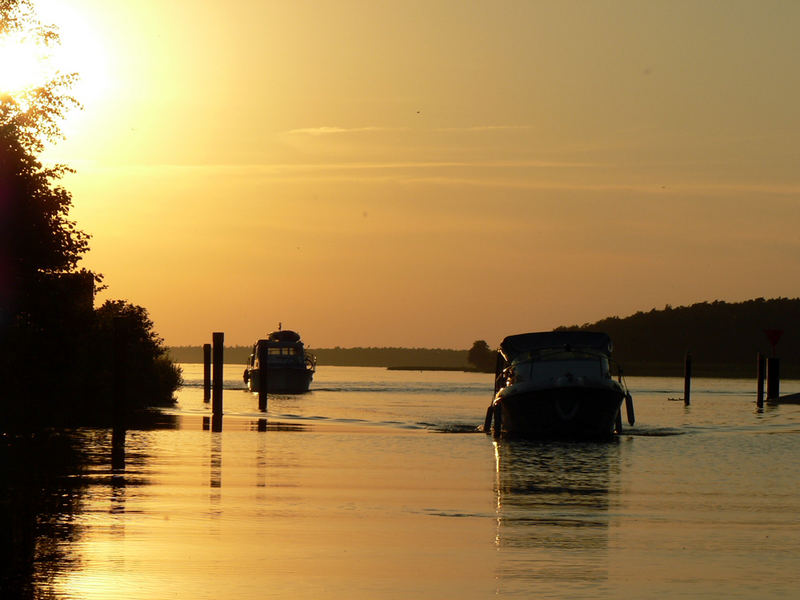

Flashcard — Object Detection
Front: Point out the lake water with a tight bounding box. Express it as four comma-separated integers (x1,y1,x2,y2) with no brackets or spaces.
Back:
13,365,800,599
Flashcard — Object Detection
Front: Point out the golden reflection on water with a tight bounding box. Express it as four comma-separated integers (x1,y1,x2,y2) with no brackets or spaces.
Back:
493,438,621,596
48,417,498,600
16,369,800,599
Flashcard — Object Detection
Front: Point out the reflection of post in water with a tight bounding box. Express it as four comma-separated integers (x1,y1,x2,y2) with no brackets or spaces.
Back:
256,419,267,490
202,414,223,433
493,439,620,593
210,428,222,493
110,426,127,521
111,426,126,473
203,415,223,512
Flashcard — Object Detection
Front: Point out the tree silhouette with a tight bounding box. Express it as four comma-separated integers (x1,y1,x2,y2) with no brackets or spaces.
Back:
558,298,800,377
1,0,90,326
0,1,181,417
468,340,497,372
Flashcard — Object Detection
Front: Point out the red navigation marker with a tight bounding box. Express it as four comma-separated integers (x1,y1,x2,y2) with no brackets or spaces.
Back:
764,329,783,356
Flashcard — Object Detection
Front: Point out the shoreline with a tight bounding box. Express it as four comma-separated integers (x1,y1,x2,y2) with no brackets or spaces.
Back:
174,361,798,380
386,366,480,372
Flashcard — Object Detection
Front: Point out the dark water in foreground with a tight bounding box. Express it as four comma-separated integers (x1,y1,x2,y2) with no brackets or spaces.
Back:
4,366,800,599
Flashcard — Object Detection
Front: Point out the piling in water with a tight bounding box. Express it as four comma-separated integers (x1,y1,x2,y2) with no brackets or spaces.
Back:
203,343,211,403
113,316,128,427
684,352,692,406
212,413,223,433
212,332,224,416
258,343,268,412
756,353,766,408
767,357,780,400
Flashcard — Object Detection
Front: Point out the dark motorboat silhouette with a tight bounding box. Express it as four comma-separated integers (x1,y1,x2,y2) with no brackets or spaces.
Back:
486,331,633,439
243,327,316,394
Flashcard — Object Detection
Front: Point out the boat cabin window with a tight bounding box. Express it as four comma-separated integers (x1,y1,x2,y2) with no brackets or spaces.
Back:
511,350,610,382
268,347,298,356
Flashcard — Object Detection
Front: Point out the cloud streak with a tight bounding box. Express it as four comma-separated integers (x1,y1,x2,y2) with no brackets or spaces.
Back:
75,159,800,198
285,124,535,136
285,126,402,136
432,125,535,133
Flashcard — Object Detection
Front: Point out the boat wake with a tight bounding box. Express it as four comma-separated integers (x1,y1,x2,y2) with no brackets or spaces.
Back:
427,423,484,434
619,427,685,437
309,384,485,395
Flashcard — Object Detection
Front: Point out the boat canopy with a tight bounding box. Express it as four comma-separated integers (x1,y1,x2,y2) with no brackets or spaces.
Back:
499,331,613,361
254,330,305,354
267,330,302,343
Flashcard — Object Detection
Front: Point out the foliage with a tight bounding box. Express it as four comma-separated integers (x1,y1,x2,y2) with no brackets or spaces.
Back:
467,340,497,372
0,2,181,423
93,300,183,408
167,345,473,368
0,114,90,301
1,0,89,326
1,0,81,151
558,297,800,377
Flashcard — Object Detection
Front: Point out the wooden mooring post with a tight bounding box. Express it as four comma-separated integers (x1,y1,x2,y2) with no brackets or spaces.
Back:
764,329,783,402
683,352,692,406
767,357,780,400
258,342,268,412
203,343,211,403
756,353,766,408
212,332,224,416
113,316,128,428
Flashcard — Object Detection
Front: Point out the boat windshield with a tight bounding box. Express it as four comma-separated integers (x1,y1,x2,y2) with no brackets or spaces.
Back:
268,347,298,356
510,349,611,382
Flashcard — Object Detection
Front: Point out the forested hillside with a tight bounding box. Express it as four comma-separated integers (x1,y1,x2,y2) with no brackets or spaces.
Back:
167,345,470,369
169,298,800,378
559,298,800,377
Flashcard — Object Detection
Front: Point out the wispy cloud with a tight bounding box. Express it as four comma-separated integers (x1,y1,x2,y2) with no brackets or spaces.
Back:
285,124,534,136
102,159,599,172
432,125,534,133
285,126,403,136
263,159,599,170
75,163,800,197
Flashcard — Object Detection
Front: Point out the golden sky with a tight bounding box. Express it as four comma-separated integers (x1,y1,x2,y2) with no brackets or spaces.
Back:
23,0,800,347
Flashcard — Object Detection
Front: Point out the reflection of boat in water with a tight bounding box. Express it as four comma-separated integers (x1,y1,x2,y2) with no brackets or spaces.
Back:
243,328,316,394
494,439,619,544
487,331,633,439
493,438,619,593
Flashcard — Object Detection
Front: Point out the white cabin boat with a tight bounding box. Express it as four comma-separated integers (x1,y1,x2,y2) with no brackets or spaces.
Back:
487,331,633,438
243,329,316,394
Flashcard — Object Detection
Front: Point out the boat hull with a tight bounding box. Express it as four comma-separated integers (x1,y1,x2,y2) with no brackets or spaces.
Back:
247,367,313,394
495,384,623,439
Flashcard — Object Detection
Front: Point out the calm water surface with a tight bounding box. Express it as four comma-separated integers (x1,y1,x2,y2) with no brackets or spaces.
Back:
26,366,800,598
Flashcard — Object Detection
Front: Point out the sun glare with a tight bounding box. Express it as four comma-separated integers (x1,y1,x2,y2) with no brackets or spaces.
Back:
0,1,112,105
35,0,112,105
0,33,51,95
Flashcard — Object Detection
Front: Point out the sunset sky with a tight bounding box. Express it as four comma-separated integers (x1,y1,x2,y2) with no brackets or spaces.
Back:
18,0,800,348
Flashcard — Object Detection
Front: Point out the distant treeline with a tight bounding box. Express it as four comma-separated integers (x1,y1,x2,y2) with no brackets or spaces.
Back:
167,345,471,369
169,298,800,378
558,297,800,378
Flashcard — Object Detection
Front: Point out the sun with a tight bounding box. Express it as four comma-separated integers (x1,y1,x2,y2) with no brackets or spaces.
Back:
36,0,112,104
0,0,111,104
0,32,52,95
